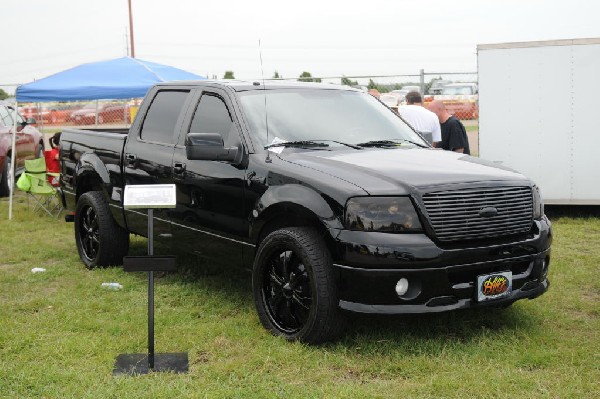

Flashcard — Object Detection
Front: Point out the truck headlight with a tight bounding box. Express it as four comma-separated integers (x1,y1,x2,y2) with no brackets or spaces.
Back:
344,197,423,232
532,185,544,219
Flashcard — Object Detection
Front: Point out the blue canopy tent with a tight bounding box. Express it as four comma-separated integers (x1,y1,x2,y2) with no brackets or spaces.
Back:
8,57,204,219
16,56,205,102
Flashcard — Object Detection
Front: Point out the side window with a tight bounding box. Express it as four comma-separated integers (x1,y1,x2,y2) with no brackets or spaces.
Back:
0,106,13,127
140,90,189,144
189,94,237,145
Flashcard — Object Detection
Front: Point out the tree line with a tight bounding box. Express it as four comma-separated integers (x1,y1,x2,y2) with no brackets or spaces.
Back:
221,71,441,93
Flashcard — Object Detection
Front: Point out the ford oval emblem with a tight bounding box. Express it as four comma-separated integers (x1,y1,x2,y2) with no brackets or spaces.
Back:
479,206,498,218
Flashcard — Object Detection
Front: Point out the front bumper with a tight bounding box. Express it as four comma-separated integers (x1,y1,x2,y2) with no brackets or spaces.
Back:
331,217,552,314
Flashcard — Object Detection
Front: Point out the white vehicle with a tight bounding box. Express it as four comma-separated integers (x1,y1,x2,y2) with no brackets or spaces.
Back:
401,85,421,94
478,38,600,204
379,93,399,108
428,79,451,95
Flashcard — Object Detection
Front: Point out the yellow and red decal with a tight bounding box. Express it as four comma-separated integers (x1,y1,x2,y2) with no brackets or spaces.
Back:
481,275,509,296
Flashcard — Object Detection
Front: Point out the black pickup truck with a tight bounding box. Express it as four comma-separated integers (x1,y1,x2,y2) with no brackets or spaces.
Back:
59,80,552,344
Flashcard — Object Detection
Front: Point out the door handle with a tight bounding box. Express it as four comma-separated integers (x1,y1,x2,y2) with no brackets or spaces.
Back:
173,162,186,174
125,153,137,165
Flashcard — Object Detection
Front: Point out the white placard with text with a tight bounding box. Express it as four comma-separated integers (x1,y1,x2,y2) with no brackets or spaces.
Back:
123,184,176,209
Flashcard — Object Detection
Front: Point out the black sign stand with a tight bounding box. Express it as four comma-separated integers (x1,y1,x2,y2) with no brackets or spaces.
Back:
113,208,189,376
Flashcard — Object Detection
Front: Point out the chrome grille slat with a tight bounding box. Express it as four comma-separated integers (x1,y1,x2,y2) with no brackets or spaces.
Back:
422,186,533,242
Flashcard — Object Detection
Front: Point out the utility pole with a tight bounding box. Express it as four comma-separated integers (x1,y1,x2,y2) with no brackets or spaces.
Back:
128,0,135,58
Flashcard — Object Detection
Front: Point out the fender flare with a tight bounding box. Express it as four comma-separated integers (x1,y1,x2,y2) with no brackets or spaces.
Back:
249,184,344,243
74,152,111,199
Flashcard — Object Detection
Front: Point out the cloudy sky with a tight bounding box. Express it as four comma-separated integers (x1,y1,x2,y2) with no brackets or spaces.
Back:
1,0,598,91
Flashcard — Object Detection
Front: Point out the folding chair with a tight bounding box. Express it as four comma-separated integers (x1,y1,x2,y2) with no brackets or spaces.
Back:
16,157,62,217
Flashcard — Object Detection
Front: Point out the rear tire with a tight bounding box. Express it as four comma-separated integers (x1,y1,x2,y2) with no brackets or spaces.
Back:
74,191,129,269
252,227,346,344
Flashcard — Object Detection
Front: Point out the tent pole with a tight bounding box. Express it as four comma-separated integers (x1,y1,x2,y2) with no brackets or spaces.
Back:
8,102,18,220
38,102,44,133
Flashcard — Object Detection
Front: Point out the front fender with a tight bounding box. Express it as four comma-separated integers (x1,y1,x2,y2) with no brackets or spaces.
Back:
249,184,345,242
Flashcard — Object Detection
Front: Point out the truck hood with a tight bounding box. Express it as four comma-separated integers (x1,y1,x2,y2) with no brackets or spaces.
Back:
279,147,528,194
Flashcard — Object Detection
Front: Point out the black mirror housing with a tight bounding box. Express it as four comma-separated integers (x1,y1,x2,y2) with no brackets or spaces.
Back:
185,133,239,162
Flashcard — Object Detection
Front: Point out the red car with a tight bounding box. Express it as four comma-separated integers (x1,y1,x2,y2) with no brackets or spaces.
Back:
0,102,44,196
20,103,82,125
69,102,131,125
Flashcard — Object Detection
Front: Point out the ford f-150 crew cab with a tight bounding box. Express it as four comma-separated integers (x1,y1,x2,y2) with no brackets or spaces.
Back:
59,80,552,344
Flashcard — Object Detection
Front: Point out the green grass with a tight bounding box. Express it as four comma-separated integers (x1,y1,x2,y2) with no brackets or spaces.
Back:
1,194,598,398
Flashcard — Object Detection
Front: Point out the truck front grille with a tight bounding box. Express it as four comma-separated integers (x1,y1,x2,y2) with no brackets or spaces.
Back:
422,186,533,242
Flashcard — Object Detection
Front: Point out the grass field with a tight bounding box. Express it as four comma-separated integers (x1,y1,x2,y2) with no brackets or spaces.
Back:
0,194,598,398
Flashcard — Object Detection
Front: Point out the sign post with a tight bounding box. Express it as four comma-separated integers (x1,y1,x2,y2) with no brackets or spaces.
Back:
113,184,188,376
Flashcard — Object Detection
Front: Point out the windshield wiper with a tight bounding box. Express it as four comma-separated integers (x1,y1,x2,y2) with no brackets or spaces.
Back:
264,140,330,149
330,140,363,149
396,138,429,148
356,139,428,148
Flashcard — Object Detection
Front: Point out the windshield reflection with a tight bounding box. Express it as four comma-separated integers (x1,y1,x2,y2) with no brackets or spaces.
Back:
239,89,427,149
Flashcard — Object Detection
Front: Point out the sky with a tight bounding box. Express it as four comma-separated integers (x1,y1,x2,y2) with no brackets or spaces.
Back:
1,0,599,93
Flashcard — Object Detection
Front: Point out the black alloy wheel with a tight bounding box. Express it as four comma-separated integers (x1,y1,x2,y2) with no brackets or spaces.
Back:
262,249,312,334
74,191,129,269
253,227,346,344
78,205,100,263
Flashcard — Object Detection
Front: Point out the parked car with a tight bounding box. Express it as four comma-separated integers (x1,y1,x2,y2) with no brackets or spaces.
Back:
20,103,82,125
379,93,399,108
434,83,479,119
0,102,44,196
68,102,101,125
401,85,421,94
97,103,132,124
390,89,410,105
69,102,131,125
428,80,451,95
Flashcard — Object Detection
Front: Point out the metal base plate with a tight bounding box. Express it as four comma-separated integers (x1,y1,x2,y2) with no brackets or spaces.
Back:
113,353,189,376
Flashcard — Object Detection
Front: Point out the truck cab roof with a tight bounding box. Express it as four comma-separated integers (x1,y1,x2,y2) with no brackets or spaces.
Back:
153,79,358,92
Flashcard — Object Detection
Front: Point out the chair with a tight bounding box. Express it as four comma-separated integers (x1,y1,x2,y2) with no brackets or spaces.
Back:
44,149,60,187
16,157,62,217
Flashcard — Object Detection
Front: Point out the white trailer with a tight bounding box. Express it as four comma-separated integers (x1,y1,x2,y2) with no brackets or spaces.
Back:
478,38,600,205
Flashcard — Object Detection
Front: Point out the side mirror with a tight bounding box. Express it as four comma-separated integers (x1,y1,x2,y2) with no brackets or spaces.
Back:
185,133,239,162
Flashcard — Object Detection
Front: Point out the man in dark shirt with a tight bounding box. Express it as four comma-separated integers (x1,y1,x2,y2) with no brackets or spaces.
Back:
427,101,470,154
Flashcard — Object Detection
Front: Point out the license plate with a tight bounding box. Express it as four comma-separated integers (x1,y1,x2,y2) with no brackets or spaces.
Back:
477,271,512,302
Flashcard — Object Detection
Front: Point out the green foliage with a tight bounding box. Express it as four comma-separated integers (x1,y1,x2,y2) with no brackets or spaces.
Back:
272,71,281,79
0,88,10,100
298,71,321,83
223,71,235,79
0,195,598,398
341,76,358,86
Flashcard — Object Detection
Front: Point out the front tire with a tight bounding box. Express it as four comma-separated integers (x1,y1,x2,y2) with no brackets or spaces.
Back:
0,155,13,197
74,191,129,268
252,227,346,344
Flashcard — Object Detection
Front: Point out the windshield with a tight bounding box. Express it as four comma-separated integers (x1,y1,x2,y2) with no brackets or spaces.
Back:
239,89,427,149
442,85,475,95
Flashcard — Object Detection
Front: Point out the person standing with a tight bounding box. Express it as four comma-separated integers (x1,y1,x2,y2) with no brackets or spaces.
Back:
397,91,441,145
427,100,470,154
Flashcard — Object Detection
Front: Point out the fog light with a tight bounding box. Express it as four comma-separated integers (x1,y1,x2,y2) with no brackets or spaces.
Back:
395,278,409,296
541,258,549,280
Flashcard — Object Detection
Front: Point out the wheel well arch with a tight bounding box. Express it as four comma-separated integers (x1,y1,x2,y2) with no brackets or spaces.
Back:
252,202,341,261
75,171,105,201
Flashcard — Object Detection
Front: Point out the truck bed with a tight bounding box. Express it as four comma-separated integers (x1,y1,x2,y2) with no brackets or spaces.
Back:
60,128,129,220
